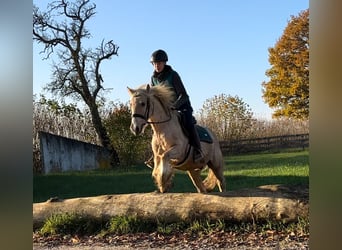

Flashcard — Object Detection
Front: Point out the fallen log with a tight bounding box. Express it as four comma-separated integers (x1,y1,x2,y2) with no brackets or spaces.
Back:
33,184,308,230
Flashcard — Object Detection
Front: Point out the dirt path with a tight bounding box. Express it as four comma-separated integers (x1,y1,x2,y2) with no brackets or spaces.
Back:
33,231,309,249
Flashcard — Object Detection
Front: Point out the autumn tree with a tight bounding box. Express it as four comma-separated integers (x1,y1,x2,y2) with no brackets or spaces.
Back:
262,9,309,119
198,94,254,141
33,0,120,166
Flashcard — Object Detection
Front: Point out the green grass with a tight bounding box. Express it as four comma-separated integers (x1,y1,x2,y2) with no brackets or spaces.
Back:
38,213,309,237
40,213,106,235
33,149,309,203
33,167,156,203
225,150,309,190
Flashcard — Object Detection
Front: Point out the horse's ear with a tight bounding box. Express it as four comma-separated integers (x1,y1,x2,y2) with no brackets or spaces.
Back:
127,87,135,96
146,84,150,93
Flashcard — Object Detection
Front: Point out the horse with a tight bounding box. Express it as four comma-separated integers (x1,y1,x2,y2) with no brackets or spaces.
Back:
127,84,226,193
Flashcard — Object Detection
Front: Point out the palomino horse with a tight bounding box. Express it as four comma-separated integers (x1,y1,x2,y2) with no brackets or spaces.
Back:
127,84,226,193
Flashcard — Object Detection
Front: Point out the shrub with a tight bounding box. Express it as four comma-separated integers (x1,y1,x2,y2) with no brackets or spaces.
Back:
104,102,152,166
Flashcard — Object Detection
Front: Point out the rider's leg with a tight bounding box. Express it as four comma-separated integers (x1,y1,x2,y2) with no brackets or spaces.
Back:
182,109,204,163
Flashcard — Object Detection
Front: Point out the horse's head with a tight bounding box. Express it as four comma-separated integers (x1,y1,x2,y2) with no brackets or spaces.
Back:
127,84,175,135
127,84,151,135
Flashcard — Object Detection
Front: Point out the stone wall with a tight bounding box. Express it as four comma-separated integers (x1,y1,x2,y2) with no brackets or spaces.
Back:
39,131,111,173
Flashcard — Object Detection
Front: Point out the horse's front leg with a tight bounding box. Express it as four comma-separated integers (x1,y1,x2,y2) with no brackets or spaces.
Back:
187,169,207,193
152,149,175,193
145,136,159,169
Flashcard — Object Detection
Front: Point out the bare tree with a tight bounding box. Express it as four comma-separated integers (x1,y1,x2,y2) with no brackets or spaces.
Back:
33,0,120,166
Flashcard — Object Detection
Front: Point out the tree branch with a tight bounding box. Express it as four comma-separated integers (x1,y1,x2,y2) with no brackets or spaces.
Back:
93,40,119,97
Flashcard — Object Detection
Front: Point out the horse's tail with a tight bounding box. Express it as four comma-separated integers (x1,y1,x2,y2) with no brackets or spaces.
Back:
202,168,218,192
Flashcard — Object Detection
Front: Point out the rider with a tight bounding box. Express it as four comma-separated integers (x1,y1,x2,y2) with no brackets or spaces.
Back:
146,49,204,167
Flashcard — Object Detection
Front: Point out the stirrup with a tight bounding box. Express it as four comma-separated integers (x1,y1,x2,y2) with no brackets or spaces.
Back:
144,156,154,169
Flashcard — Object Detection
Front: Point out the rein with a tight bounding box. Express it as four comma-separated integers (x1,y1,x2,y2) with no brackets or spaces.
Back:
132,95,172,124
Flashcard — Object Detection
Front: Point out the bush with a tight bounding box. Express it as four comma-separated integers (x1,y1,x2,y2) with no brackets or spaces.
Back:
104,102,152,166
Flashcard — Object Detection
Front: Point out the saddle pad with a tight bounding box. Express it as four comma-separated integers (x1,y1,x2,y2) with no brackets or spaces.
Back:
196,125,213,143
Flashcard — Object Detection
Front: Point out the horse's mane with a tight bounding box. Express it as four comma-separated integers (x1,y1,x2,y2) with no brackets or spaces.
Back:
138,84,175,107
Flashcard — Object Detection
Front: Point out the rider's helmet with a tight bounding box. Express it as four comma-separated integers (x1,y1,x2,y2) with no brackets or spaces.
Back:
150,49,168,62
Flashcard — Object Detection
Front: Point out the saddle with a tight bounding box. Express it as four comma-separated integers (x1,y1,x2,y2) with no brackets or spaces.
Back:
195,125,213,143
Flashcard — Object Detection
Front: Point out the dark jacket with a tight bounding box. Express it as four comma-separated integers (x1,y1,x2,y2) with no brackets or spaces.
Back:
151,65,192,112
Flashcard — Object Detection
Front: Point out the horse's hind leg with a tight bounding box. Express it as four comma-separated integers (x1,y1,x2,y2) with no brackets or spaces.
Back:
205,161,226,192
187,169,207,193
202,168,217,191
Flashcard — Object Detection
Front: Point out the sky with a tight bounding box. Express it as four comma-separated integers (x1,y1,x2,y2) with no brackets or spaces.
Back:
33,0,309,120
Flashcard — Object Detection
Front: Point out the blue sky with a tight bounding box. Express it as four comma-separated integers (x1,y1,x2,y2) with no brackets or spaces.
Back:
33,0,309,120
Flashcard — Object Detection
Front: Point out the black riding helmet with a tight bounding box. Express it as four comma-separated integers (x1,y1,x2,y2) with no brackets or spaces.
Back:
150,49,168,62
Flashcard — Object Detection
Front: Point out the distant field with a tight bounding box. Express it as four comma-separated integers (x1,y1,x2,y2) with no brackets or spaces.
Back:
33,149,309,203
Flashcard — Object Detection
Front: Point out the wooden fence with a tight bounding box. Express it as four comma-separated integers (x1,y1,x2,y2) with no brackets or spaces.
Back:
219,133,309,155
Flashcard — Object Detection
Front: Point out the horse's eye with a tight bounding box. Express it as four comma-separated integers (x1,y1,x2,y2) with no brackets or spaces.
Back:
140,102,145,107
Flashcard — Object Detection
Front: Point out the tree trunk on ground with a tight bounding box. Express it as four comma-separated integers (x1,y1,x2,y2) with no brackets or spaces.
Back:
33,184,308,230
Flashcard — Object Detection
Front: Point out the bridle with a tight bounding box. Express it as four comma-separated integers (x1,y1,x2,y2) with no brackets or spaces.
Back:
131,94,172,124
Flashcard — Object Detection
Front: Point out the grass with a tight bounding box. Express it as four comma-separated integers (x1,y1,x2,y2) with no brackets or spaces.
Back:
225,150,309,190
33,168,156,203
40,213,106,235
38,213,309,238
33,149,309,203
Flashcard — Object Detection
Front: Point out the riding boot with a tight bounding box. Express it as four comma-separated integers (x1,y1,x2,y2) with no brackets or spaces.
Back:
144,155,154,169
180,107,204,164
189,125,205,164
